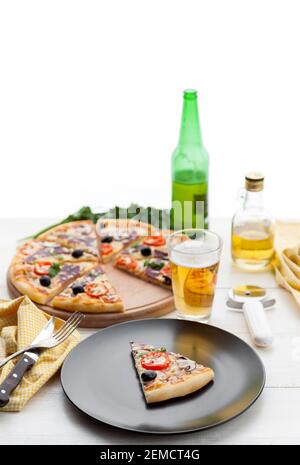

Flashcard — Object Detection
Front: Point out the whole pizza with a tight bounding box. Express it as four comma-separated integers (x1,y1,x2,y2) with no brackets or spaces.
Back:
9,219,172,313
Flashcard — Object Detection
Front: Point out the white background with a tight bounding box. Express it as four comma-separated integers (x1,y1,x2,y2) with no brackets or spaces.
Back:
0,0,299,219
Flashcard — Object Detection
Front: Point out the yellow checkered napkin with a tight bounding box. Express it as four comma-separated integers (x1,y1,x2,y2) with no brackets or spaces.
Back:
0,296,81,412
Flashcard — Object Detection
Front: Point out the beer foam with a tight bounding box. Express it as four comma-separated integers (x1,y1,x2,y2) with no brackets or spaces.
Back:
170,240,219,269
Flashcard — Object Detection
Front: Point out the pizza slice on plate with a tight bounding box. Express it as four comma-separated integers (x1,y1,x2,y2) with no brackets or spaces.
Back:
50,265,124,313
130,342,214,404
113,234,172,289
9,261,94,305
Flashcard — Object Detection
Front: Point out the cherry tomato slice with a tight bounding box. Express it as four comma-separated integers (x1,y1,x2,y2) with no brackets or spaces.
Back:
143,236,166,247
34,261,52,276
141,351,170,370
161,264,172,278
115,255,138,271
100,243,113,256
85,282,108,298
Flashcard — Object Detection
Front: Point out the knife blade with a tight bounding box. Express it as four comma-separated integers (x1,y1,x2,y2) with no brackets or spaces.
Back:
0,316,55,408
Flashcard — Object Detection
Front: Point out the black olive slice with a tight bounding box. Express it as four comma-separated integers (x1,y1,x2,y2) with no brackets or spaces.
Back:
40,276,51,287
140,246,152,257
141,370,157,382
72,284,85,295
72,249,84,258
101,236,113,243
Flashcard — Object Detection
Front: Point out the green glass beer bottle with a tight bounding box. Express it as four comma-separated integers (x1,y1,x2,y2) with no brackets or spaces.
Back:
171,89,209,230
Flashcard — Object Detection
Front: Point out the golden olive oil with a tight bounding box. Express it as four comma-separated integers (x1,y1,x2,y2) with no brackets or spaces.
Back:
232,227,274,269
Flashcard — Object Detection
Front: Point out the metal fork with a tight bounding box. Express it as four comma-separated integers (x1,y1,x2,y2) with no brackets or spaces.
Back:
0,312,84,369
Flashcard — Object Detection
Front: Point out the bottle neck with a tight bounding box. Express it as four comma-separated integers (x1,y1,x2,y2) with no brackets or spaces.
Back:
243,190,264,208
179,95,203,146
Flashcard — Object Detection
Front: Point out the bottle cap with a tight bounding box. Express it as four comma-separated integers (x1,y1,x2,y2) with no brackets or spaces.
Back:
183,89,197,100
245,172,264,192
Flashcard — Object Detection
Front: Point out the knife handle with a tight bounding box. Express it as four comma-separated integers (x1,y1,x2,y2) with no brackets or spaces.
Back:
0,355,35,407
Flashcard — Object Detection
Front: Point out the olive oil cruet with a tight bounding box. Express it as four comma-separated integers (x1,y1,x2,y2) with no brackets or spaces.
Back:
231,172,274,270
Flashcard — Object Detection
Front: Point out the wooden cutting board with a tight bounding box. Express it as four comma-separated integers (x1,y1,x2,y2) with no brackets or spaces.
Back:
7,262,174,328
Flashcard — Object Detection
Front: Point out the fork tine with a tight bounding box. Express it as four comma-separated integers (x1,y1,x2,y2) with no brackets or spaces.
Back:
54,313,84,340
54,313,82,338
54,322,82,344
55,326,80,344
53,317,75,339
54,314,84,343
54,312,80,335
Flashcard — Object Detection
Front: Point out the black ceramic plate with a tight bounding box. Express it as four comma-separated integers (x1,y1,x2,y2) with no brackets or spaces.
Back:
61,319,265,434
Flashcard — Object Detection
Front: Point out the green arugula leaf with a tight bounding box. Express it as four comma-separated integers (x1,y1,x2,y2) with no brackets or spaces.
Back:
144,260,165,271
19,204,172,242
48,262,61,278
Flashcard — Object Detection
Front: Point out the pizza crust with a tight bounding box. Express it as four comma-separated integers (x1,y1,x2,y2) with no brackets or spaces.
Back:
9,265,54,304
144,367,214,403
50,293,123,313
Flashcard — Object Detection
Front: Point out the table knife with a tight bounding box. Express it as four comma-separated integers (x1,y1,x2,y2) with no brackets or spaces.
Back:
0,316,55,408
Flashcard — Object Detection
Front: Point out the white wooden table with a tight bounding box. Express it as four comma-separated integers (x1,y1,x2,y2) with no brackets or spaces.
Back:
0,218,300,445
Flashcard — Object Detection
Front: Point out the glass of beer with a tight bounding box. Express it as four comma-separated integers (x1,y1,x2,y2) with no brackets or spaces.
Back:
168,229,222,322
